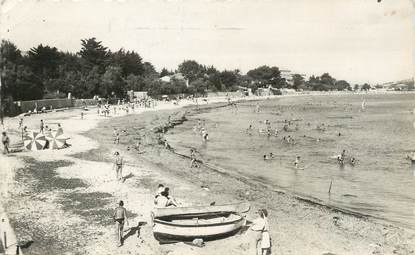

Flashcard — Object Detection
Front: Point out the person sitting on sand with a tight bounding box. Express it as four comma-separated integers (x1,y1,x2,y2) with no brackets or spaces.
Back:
154,188,178,208
113,200,129,247
263,154,269,161
164,187,179,206
154,184,165,203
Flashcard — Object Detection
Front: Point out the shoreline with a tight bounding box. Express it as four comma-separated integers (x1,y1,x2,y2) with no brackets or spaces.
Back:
1,92,414,254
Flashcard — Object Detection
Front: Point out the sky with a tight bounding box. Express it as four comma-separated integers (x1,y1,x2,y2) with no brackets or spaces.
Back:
0,0,414,84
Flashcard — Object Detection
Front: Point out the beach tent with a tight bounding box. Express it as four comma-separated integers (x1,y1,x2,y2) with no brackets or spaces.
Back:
23,131,47,150
45,130,67,149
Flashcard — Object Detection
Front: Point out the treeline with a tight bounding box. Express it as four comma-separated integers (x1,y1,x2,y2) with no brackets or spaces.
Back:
0,38,356,101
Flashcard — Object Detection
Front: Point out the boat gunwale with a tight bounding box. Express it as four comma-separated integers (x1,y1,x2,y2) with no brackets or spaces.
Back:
153,214,245,228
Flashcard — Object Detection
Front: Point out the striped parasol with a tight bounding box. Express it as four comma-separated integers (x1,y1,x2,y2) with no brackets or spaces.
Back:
23,131,47,150
45,130,67,149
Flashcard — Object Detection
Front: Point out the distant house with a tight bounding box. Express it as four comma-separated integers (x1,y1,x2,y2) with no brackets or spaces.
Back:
160,73,189,87
280,69,307,86
127,90,148,102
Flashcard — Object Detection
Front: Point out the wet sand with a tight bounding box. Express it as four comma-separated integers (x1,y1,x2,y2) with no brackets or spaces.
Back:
0,93,414,255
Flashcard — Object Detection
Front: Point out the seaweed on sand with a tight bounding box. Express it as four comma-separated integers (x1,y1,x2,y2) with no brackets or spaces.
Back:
16,157,88,193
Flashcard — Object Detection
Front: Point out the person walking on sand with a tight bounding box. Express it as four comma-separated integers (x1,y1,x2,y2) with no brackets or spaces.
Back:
114,151,123,180
113,200,129,247
18,117,23,129
251,209,271,255
40,119,44,133
2,132,10,154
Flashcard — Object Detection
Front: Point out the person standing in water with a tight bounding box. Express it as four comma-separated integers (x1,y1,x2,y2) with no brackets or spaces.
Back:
294,156,301,169
113,200,129,247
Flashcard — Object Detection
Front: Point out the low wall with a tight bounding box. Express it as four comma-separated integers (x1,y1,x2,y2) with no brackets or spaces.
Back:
19,99,73,113
73,99,98,107
10,98,98,116
207,91,242,98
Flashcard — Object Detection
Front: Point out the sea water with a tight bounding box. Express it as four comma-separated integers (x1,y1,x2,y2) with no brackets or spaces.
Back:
166,93,415,229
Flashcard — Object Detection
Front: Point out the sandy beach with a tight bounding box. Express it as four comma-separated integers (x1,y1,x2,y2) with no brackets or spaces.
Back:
1,93,414,255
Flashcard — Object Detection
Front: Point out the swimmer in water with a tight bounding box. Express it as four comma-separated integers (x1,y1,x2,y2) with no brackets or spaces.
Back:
350,157,356,166
294,156,301,168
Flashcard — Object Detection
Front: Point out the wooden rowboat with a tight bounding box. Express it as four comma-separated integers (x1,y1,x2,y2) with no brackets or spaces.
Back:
151,202,249,242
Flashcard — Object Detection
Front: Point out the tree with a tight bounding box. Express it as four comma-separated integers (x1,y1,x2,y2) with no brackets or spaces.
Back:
14,65,44,100
320,73,335,87
126,74,145,91
334,80,351,91
0,40,22,100
159,68,173,77
188,78,207,96
142,62,158,78
353,84,360,91
0,40,22,64
219,70,240,90
110,49,144,77
247,65,282,88
101,66,126,98
177,60,205,83
27,44,62,81
292,74,305,90
361,83,371,91
78,38,109,72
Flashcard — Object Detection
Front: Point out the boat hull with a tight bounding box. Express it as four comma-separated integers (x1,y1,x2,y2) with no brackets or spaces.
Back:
153,216,246,242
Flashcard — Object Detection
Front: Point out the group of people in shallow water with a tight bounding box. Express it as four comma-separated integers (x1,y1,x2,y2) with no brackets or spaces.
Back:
244,109,359,169
336,149,356,166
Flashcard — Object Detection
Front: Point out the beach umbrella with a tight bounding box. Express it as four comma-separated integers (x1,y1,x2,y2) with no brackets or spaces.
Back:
45,130,67,149
23,131,47,150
